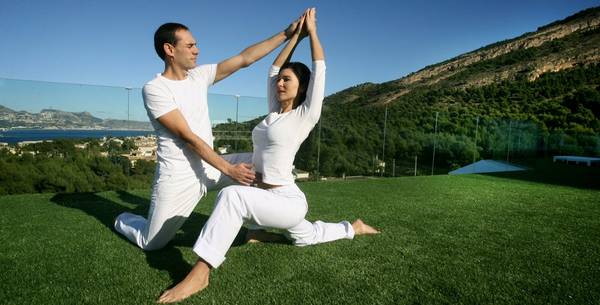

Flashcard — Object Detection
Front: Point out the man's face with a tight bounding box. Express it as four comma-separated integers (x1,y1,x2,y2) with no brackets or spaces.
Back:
170,29,199,70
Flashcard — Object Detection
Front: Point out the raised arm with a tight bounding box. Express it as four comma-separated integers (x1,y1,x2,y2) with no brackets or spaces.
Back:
268,13,307,113
273,13,307,68
215,17,303,83
300,8,326,123
306,8,324,62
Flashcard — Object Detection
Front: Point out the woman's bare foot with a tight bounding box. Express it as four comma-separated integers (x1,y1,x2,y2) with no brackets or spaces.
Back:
246,229,287,243
157,260,210,303
352,219,380,235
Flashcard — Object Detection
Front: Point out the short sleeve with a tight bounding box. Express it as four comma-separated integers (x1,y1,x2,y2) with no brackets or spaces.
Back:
188,64,217,86
143,83,177,120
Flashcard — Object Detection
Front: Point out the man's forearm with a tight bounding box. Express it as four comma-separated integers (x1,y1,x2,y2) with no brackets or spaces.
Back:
239,31,288,67
185,136,232,176
215,30,289,82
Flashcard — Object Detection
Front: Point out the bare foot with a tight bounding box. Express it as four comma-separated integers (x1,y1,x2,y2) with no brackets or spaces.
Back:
246,229,287,243
157,260,210,303
352,219,380,235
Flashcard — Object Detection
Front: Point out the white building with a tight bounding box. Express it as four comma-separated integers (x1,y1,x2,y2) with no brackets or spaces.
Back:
292,166,310,181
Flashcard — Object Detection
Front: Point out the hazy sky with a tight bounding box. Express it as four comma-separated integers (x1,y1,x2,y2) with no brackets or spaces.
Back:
0,0,598,121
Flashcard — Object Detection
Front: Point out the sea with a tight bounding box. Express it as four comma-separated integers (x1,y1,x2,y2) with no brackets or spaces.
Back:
0,129,154,144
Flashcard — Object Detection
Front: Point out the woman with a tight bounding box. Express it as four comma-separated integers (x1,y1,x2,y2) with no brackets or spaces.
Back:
158,8,378,303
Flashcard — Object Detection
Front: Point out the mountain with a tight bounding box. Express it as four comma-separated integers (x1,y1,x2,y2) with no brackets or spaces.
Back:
0,105,152,130
38,109,103,126
327,7,600,107
0,105,16,114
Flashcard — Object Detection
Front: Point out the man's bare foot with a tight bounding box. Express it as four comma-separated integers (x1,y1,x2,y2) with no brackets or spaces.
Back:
157,260,210,303
246,229,287,243
352,219,380,235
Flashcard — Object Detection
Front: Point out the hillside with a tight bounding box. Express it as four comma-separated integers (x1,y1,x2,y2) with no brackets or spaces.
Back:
0,105,15,114
0,105,152,130
328,7,600,107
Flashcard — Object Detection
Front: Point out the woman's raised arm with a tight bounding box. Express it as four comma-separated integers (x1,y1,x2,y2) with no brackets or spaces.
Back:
268,12,307,113
306,8,324,62
273,12,307,67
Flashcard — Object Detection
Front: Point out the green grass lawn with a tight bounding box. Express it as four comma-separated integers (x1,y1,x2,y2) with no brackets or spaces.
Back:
1,165,600,305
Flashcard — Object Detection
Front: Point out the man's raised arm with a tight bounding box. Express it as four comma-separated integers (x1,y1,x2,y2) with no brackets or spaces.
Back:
214,16,302,83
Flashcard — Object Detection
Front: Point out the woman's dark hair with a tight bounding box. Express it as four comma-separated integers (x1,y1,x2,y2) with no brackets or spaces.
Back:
154,23,189,61
280,62,311,108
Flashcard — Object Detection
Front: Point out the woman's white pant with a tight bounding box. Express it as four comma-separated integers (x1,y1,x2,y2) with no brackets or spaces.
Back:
193,184,354,268
113,153,252,251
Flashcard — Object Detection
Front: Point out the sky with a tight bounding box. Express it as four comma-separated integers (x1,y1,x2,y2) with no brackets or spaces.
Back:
0,0,599,122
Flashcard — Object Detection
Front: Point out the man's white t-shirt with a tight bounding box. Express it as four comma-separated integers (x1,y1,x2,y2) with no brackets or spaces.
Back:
143,64,217,175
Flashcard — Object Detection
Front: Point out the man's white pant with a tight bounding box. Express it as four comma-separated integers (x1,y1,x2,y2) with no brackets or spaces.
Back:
114,153,252,251
193,184,355,268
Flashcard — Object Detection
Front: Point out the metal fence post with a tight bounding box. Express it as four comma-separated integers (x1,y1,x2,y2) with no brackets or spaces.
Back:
431,112,439,175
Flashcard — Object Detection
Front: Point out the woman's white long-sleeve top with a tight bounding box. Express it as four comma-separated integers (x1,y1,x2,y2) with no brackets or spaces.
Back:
251,60,326,185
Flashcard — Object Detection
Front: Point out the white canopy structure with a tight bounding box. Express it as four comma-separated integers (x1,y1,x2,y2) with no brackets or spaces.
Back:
449,160,527,175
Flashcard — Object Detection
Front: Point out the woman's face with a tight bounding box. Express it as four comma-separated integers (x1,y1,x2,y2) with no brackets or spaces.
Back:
276,68,300,103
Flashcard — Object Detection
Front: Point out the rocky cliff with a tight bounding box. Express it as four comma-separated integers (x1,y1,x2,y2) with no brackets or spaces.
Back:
328,7,600,106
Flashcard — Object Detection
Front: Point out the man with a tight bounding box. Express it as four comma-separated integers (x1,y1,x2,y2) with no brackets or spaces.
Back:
114,18,301,250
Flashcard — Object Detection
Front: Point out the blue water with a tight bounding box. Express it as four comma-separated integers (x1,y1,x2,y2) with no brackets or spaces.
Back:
0,129,154,144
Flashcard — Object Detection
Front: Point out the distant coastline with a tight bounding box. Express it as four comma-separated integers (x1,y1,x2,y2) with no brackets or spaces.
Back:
0,104,153,131
0,128,154,144
1,126,152,131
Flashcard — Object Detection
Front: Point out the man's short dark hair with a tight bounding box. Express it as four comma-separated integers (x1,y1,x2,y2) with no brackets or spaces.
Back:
154,23,189,61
